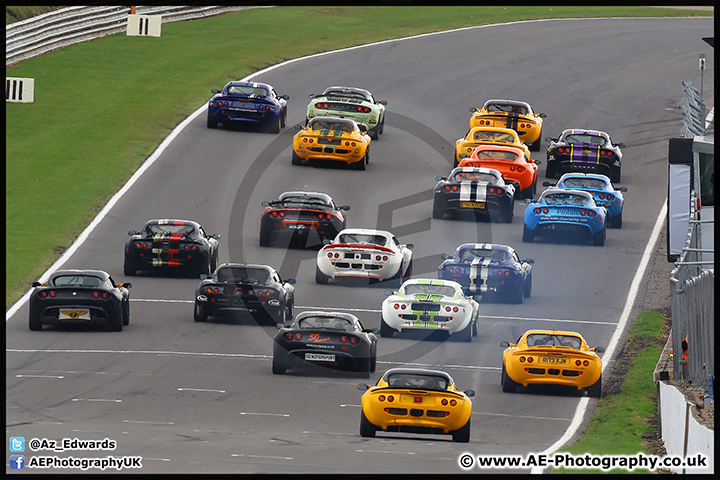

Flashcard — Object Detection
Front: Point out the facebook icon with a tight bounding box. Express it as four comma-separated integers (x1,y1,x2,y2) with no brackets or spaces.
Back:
10,455,25,470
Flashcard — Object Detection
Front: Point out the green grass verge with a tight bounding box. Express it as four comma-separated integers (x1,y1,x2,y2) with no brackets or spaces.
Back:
5,6,712,308
551,311,667,474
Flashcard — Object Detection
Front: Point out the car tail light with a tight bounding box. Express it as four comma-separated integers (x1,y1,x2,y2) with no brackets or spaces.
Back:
445,186,451,192
279,212,285,218
600,151,606,156
517,166,524,173
534,208,542,214
285,333,293,341
488,187,495,194
583,360,589,366
607,194,614,201
527,357,534,363
580,210,587,216
543,208,549,214
93,291,100,298
383,256,388,261
295,333,302,340
453,186,459,192
519,356,526,362
453,307,459,313
184,245,190,250
40,291,48,298
598,193,606,200
349,336,358,344
101,292,109,299
393,304,400,309
588,211,596,217
387,395,394,402
340,336,347,343
576,360,582,366
376,255,381,261
441,399,448,406
378,395,385,402
450,399,457,406
327,253,333,258
272,212,278,217
400,304,407,310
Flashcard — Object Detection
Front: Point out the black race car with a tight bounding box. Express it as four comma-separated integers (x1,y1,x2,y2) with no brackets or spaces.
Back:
433,167,515,223
259,191,349,247
194,263,296,324
29,269,132,331
124,219,220,277
272,311,379,378
545,128,625,183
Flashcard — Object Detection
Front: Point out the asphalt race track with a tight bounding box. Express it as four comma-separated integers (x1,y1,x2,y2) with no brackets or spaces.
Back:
6,17,714,474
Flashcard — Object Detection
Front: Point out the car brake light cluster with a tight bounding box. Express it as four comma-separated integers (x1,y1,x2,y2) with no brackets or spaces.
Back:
487,187,504,194
271,211,285,218
596,193,614,201
302,138,314,143
445,185,459,192
356,106,371,113
556,147,570,154
447,267,463,274
599,151,613,157
519,356,534,363
134,242,149,249
476,119,492,125
318,213,332,220
509,165,524,173
39,291,57,298
575,359,590,366
92,291,110,299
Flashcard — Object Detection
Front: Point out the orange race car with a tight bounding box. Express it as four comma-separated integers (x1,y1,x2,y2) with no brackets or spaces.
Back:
458,144,541,199
468,99,546,151
453,126,531,168
500,329,605,397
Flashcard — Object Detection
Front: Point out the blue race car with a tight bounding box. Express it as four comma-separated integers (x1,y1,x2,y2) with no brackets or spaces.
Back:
523,188,607,245
438,243,534,304
544,173,627,228
207,81,289,133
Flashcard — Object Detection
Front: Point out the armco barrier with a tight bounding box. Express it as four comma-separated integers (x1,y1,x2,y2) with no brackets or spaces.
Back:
658,381,714,474
6,6,268,67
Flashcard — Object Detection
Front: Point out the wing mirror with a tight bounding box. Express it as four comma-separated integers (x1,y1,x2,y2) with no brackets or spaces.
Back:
441,253,452,260
378,100,388,105
532,159,542,165
364,328,381,334
469,107,478,112
593,346,605,353
308,93,317,99
340,205,351,211
464,389,476,397
544,137,555,143
523,198,534,204
294,124,304,130
128,230,138,236
322,238,333,245
358,124,368,133
434,175,447,181
211,89,221,94
280,94,290,100
32,281,43,287
383,289,395,296
499,341,511,348
121,283,132,289
285,278,297,285
618,186,628,192
357,383,371,391
211,234,221,239
542,181,554,187
616,143,626,148
538,113,547,118
405,244,414,250
524,258,535,264
261,201,269,206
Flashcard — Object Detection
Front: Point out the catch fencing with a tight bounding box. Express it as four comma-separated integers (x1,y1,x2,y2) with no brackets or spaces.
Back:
6,5,265,67
669,190,714,392
678,80,707,137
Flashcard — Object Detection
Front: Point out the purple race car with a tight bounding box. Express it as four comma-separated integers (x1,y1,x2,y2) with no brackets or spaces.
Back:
544,129,625,183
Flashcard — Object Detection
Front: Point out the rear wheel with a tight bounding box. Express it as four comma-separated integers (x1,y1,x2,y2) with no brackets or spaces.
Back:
501,364,519,393
29,315,42,331
123,257,136,276
522,226,535,243
510,287,524,304
610,211,623,229
402,259,413,282
523,273,532,298
432,201,445,219
592,226,606,246
207,114,218,129
194,303,208,322
109,312,123,332
315,266,330,284
122,301,130,326
530,132,542,151
587,375,602,398
611,168,621,184
380,317,395,338
451,419,471,443
291,151,303,166
359,411,377,438
272,356,286,375
259,228,271,247
270,115,281,134
352,153,367,170
455,322,473,342
545,162,556,178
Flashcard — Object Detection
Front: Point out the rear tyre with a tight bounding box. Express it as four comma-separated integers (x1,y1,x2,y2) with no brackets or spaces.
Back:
122,301,130,326
451,419,471,443
29,315,42,331
315,266,330,284
123,258,136,276
259,229,271,247
380,317,395,338
109,312,123,332
501,364,520,393
352,153,367,170
402,259,413,282
522,226,535,243
592,226,606,246
523,273,532,298
194,303,208,322
207,114,218,129
610,211,623,229
545,162,556,178
530,133,542,152
455,322,473,342
510,287,524,304
432,202,445,219
272,356,286,375
359,412,377,438
291,151,303,166
611,168,621,184
270,115,281,134
587,375,602,398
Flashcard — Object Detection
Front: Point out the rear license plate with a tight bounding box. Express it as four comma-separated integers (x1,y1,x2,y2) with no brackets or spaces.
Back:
461,201,486,209
288,224,307,230
59,309,90,320
540,356,568,365
305,353,335,362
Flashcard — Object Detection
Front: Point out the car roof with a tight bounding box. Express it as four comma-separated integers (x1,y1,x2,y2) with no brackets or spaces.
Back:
450,166,503,177
456,242,512,253
308,116,358,127
468,126,520,136
401,278,462,289
337,228,392,237
472,144,525,154
558,172,611,183
143,219,200,228
381,368,454,383
541,188,594,200
50,269,110,280
216,262,273,272
293,310,359,323
561,128,611,138
322,86,372,98
223,81,272,90
482,99,532,109
522,329,584,338
278,191,333,203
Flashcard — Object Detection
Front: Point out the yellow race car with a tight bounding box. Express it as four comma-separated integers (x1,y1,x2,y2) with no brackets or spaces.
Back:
292,116,371,170
500,330,605,397
357,367,475,442
469,99,546,151
454,126,531,167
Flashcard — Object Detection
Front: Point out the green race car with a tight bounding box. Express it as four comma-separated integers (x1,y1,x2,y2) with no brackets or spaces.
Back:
306,86,387,140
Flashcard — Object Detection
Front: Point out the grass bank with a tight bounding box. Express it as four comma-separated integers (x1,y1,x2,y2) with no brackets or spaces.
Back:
5,6,712,307
551,311,668,474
